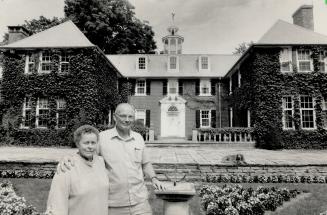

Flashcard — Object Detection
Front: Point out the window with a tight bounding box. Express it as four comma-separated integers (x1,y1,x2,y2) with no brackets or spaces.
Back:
57,98,66,128
323,97,327,129
282,96,294,129
60,53,69,73
200,110,210,128
22,97,32,128
319,51,326,72
200,79,211,96
37,98,50,128
169,56,178,70
25,54,35,74
168,79,178,95
199,56,209,70
300,96,315,129
137,57,147,70
135,109,146,125
297,50,312,72
135,80,146,95
40,52,52,73
280,48,292,72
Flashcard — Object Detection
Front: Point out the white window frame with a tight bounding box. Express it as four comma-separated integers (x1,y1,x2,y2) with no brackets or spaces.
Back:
56,98,66,128
59,53,69,73
135,79,146,96
300,95,316,129
282,96,295,130
199,56,210,71
137,56,147,71
279,47,292,72
39,52,52,74
135,109,146,126
168,56,179,72
21,97,32,129
168,79,178,95
24,54,35,74
199,79,211,96
319,51,327,72
297,49,313,72
36,97,49,128
200,110,211,128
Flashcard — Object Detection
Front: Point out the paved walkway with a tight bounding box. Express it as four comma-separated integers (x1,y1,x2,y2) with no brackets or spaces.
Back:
1,145,327,165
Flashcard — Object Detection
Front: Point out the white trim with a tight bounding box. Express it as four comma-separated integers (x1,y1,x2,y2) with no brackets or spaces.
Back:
36,97,49,128
247,109,251,128
168,55,179,72
21,97,31,129
296,49,313,73
135,109,146,126
229,77,232,95
135,79,147,96
24,55,30,74
136,56,147,72
229,107,233,127
39,52,51,74
238,69,241,87
59,53,69,74
299,95,316,130
319,51,327,72
280,47,292,73
282,96,295,130
200,109,211,128
198,56,210,71
199,79,211,96
56,98,66,128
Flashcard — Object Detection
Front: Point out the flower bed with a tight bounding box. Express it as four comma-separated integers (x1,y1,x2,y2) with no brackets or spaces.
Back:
200,184,301,215
0,180,39,215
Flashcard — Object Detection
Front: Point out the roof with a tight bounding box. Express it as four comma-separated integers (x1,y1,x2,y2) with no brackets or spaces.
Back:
106,54,240,78
1,20,94,49
257,20,327,45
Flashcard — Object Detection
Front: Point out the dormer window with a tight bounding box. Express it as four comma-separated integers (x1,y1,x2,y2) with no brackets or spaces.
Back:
168,56,179,72
199,56,210,71
297,49,312,72
137,57,147,71
40,52,52,73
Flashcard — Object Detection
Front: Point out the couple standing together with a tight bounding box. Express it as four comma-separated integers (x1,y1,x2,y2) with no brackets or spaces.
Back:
46,103,165,215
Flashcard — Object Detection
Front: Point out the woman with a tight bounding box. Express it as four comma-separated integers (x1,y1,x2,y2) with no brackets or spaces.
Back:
46,125,109,215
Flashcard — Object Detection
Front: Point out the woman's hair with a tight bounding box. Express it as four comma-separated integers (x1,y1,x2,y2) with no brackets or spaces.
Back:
73,125,99,146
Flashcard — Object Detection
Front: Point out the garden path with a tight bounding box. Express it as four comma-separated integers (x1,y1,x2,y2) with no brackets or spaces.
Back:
0,145,326,165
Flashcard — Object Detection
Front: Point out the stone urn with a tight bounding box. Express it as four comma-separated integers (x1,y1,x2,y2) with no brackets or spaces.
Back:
154,182,196,215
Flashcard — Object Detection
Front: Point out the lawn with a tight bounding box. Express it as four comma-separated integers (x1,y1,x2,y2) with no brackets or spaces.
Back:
2,178,327,215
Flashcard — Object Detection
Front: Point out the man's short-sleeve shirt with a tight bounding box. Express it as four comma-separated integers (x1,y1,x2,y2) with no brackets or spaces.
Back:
99,127,150,207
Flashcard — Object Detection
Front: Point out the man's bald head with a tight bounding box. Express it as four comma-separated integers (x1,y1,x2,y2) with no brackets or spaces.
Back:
115,103,135,115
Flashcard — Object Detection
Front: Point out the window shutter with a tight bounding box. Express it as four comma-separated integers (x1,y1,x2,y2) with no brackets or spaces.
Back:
211,110,216,128
163,79,168,95
211,80,216,95
196,110,200,128
195,80,200,96
178,80,183,95
131,80,136,95
146,80,151,95
146,110,151,127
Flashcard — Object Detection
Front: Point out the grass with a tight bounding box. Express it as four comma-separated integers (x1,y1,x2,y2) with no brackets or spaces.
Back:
2,178,327,215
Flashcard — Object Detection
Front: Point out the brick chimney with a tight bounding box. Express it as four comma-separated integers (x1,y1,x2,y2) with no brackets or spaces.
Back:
292,5,314,30
7,26,30,44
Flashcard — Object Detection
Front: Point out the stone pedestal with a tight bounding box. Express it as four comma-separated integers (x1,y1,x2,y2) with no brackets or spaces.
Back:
154,182,196,215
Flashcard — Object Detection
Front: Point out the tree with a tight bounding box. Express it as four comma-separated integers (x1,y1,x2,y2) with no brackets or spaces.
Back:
64,0,157,54
233,42,253,55
22,16,66,34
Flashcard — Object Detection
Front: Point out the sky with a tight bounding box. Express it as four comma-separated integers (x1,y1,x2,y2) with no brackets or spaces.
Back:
0,0,327,54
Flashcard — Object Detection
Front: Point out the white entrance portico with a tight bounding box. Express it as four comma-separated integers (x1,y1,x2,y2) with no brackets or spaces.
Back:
160,96,186,138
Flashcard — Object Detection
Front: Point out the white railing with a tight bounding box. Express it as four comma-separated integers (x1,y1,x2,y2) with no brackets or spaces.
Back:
194,128,255,143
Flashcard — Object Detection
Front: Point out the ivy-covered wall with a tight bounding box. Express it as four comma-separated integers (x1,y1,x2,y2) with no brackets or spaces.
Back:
0,48,122,147
229,46,327,149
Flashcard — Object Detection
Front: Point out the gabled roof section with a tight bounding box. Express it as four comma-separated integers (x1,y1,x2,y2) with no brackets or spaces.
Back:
107,54,240,78
258,20,327,45
1,20,94,49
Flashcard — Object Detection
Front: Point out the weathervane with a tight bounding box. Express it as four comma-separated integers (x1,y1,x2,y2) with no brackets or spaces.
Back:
171,12,175,24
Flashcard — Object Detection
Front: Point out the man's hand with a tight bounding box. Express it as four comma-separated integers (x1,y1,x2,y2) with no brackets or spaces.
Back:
56,156,75,174
151,177,166,190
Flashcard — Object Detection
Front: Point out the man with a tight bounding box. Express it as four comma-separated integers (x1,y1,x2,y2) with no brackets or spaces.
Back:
60,103,165,215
